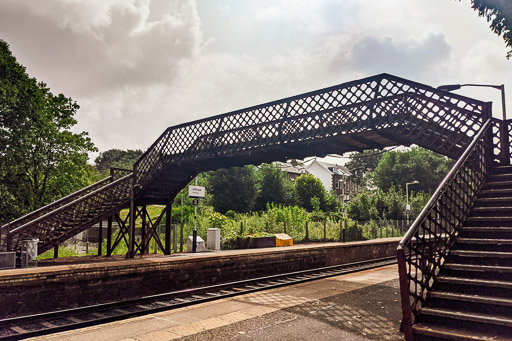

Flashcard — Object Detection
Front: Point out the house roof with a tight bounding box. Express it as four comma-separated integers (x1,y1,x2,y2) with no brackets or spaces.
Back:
310,160,352,176
274,161,307,175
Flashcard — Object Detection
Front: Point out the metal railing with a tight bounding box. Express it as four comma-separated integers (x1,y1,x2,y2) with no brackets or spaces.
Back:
2,173,133,254
396,117,493,340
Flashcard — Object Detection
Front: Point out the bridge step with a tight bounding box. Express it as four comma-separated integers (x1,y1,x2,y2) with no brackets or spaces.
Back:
491,165,512,174
420,307,512,326
478,188,512,197
484,180,512,188
465,216,512,227
416,307,512,339
428,291,512,307
413,323,510,341
447,252,512,266
456,237,512,244
488,172,512,181
458,226,512,240
414,166,512,339
470,206,512,217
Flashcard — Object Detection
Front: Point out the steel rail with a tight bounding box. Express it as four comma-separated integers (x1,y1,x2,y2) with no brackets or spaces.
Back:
0,256,396,340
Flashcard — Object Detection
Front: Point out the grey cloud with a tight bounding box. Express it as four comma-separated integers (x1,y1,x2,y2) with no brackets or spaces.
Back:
348,33,452,77
0,0,203,98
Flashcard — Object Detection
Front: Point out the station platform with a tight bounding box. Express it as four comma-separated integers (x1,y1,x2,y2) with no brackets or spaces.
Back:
0,238,400,318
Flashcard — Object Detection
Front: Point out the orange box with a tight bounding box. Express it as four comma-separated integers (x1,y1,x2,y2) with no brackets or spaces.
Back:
275,233,293,247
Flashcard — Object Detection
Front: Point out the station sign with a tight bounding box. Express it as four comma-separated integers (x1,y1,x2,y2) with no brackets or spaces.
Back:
189,185,205,198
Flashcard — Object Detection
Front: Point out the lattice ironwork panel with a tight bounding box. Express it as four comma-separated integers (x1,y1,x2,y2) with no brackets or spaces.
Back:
491,118,503,165
111,167,133,180
397,120,491,331
4,174,133,254
0,176,115,251
133,74,490,197
508,119,512,165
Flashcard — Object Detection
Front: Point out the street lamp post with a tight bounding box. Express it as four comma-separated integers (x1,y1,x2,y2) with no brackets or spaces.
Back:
406,181,419,226
437,83,506,121
437,83,508,164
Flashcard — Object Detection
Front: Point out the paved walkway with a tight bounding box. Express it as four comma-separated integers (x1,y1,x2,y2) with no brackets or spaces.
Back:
30,264,403,341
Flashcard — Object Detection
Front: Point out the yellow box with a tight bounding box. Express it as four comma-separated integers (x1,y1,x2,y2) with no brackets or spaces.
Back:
275,233,293,247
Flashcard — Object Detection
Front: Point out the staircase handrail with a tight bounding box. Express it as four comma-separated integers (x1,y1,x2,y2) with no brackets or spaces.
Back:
397,117,492,340
398,120,491,249
1,176,113,232
132,73,490,192
8,173,133,236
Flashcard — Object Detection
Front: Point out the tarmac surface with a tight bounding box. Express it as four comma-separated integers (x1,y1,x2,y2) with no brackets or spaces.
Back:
29,264,403,341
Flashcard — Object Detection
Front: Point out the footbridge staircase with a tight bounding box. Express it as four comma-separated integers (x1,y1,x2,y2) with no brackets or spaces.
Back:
1,73,511,338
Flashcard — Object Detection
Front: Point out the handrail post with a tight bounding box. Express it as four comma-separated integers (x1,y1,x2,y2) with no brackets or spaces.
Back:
502,119,511,165
483,103,495,167
397,248,414,341
165,203,172,255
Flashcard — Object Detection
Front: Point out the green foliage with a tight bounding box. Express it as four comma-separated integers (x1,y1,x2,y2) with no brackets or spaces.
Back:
463,0,512,58
346,187,429,221
295,174,328,211
209,166,257,213
254,163,295,210
94,149,143,173
264,203,309,227
345,149,383,185
208,211,227,228
370,147,453,193
0,39,97,223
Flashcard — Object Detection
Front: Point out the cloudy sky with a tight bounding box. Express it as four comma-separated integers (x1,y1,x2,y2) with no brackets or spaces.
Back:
0,0,511,162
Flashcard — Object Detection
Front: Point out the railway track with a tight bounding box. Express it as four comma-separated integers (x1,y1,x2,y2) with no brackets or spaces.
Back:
0,256,396,340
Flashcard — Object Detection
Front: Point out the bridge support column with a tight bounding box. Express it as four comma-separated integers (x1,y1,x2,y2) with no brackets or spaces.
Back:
128,185,136,258
106,215,112,256
141,205,147,254
53,245,59,259
165,203,172,255
98,219,103,256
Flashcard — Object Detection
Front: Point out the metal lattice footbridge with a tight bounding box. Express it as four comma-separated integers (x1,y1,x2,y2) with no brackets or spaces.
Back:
0,73,502,258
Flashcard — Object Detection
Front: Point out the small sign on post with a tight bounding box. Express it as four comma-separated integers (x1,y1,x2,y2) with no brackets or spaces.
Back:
189,186,205,198
406,204,411,211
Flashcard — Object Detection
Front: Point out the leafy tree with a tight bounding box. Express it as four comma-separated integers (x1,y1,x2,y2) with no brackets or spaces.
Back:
369,147,453,193
462,0,512,58
295,174,329,211
345,149,383,185
209,166,257,214
254,163,295,210
0,40,97,223
347,187,430,221
95,149,143,173
346,190,380,221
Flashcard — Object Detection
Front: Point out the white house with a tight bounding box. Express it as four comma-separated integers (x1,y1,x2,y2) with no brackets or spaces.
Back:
305,160,359,196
